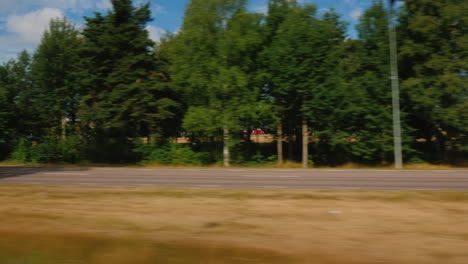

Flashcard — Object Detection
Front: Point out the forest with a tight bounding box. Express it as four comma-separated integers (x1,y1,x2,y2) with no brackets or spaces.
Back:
0,0,466,166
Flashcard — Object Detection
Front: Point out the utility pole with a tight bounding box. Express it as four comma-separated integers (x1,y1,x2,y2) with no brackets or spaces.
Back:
388,0,403,169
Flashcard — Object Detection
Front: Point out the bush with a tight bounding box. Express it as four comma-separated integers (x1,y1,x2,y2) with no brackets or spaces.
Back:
241,151,277,167
10,139,29,163
10,136,81,164
137,143,211,165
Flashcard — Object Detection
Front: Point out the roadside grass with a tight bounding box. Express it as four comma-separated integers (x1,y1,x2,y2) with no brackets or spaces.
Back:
1,160,467,170
3,185,468,202
1,185,468,263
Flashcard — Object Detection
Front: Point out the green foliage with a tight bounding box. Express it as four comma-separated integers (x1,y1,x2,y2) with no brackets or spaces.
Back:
79,0,179,140
242,151,277,166
136,143,212,165
0,0,466,166
9,139,29,163
10,136,81,164
31,18,82,136
0,72,11,158
399,0,468,161
170,0,264,164
331,0,399,164
0,51,41,159
183,107,222,138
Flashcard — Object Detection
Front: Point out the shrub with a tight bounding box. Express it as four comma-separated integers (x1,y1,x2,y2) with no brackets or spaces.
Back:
10,139,30,163
138,143,211,165
10,136,81,164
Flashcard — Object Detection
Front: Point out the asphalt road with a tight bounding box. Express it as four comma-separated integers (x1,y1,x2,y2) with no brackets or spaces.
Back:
1,167,467,190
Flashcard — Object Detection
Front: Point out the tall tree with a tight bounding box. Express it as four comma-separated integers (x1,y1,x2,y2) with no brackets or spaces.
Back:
0,64,12,158
79,0,179,161
398,0,468,162
171,0,263,166
31,17,82,139
260,0,295,165
0,51,38,158
6,52,38,137
262,3,346,166
334,0,398,164
302,9,347,166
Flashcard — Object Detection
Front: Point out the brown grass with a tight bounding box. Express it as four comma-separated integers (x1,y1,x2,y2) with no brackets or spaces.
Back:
1,185,468,263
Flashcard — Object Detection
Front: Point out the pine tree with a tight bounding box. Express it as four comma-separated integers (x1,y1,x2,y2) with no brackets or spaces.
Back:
78,0,179,161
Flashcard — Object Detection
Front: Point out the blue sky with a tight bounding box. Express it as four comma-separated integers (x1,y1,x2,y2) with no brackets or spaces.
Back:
0,0,385,63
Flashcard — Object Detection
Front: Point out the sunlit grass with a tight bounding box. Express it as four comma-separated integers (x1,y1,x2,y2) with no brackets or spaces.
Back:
1,185,468,263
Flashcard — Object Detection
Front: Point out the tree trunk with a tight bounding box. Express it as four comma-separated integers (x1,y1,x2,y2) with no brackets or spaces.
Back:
302,118,308,168
277,123,283,166
288,123,294,161
223,126,230,167
61,112,67,140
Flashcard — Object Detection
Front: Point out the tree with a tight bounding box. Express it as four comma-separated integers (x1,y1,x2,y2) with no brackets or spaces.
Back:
262,3,346,167
79,0,179,161
31,17,82,139
5,52,39,137
334,0,398,164
0,51,39,159
0,65,12,158
301,9,347,166
398,0,468,162
259,0,295,165
170,0,263,166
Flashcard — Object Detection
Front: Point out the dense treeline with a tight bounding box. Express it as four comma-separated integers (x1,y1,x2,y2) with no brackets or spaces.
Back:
0,0,466,166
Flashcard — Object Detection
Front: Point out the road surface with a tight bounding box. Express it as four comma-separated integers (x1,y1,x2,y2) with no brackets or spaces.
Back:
0,167,467,190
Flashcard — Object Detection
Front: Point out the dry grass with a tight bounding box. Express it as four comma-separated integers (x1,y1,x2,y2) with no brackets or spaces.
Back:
2,160,466,170
1,185,468,263
404,163,468,170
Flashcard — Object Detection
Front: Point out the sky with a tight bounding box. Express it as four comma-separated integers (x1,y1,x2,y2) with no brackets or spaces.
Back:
0,0,388,63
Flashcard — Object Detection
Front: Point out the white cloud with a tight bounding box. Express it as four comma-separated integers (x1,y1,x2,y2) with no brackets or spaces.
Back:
0,35,35,62
145,25,165,43
0,0,167,62
6,8,64,43
350,7,362,21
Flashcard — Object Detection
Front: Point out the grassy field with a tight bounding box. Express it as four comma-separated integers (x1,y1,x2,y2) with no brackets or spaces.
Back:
1,185,468,263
